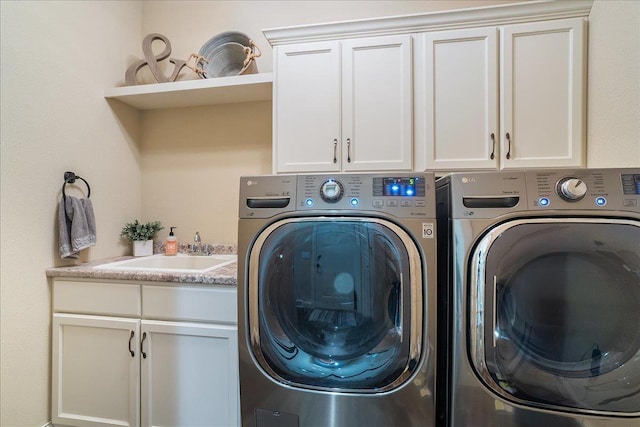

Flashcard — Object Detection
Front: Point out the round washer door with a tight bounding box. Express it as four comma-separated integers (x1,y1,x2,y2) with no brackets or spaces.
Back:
247,217,424,392
470,218,640,415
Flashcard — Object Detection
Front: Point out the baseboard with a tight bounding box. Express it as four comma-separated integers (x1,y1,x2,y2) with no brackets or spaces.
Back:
41,422,53,427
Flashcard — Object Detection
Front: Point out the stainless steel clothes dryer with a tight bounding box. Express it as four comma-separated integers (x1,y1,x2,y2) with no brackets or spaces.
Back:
436,168,640,427
238,173,438,427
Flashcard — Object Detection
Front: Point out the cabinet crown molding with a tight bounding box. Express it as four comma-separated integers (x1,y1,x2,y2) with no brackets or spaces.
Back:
263,0,592,45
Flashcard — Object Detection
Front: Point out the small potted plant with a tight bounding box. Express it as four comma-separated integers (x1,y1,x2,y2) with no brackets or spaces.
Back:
120,220,164,257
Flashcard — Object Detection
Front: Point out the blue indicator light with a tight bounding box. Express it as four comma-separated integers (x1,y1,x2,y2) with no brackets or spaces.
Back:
406,189,414,196
391,185,399,192
539,197,550,207
305,198,314,207
595,197,607,206
350,198,359,207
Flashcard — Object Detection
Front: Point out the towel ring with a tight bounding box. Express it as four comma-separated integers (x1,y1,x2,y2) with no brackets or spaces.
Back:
62,171,91,199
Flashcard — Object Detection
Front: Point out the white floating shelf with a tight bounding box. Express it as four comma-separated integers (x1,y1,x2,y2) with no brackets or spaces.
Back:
104,72,273,110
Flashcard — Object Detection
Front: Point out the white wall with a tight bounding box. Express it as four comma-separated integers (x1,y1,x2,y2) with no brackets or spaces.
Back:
587,0,640,166
0,1,142,425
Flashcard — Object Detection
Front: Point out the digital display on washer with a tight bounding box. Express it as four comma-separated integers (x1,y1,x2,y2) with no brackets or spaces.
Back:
621,174,640,195
375,177,425,197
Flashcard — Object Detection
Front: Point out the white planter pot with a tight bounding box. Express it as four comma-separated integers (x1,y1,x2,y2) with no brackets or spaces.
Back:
133,240,154,257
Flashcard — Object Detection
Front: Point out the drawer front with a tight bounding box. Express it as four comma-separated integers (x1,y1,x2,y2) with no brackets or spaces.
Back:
142,285,237,324
53,279,141,317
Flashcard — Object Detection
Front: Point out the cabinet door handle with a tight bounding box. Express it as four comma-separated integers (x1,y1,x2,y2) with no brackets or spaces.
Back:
505,132,511,160
128,331,135,357
333,139,338,164
141,332,147,359
347,138,352,163
490,133,496,160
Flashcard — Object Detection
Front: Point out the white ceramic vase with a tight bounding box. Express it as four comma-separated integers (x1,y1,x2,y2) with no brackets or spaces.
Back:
133,240,154,257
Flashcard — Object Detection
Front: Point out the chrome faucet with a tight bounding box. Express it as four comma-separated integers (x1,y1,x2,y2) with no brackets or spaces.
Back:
193,231,202,255
191,232,212,255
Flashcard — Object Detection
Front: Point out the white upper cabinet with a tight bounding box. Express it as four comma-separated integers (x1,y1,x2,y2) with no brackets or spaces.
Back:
341,36,413,172
267,0,592,173
417,17,586,170
274,41,342,172
273,35,413,173
416,27,498,170
500,18,585,169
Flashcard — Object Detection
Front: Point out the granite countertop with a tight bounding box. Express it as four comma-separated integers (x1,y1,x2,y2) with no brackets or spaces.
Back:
46,251,238,286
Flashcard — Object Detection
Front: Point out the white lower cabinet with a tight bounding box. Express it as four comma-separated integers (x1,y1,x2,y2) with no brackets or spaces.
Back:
51,279,238,427
140,321,238,427
52,314,140,427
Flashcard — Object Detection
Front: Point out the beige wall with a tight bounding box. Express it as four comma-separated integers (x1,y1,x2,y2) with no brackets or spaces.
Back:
140,102,272,245
140,0,526,76
587,0,640,167
0,1,638,426
140,0,640,247
139,0,527,246
0,1,142,425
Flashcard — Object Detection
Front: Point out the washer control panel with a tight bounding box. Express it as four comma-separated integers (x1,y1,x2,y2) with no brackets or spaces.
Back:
526,168,640,211
240,173,436,219
298,173,435,218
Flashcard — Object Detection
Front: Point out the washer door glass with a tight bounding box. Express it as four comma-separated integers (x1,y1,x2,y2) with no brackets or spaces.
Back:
248,217,423,392
471,219,640,414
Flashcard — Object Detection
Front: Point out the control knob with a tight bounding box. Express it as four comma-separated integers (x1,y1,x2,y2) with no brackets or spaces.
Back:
320,179,344,203
556,177,587,201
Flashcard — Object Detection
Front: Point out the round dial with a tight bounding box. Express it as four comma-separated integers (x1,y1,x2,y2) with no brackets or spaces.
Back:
556,177,587,201
320,179,344,203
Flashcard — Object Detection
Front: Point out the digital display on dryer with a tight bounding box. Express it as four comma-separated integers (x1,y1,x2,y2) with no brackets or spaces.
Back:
621,174,640,195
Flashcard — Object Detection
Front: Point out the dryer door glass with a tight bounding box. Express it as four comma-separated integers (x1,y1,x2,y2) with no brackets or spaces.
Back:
471,219,640,414
248,217,423,392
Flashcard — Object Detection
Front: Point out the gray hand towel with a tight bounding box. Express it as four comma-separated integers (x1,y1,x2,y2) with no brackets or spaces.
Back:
58,196,96,259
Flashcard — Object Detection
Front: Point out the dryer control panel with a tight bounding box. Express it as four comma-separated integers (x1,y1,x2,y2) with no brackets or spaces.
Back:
525,168,640,212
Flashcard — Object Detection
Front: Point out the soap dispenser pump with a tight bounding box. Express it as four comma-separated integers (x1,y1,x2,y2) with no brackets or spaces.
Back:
166,227,178,256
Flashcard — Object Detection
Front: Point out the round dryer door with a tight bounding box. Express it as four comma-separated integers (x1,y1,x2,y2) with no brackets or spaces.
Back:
247,217,424,392
470,218,640,415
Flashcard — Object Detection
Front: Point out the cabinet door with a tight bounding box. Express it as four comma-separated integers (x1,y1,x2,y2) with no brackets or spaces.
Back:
140,320,239,427
342,35,413,171
418,28,498,170
52,314,140,427
274,41,342,173
500,18,585,169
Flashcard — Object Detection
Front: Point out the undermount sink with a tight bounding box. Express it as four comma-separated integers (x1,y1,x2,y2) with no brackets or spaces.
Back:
94,254,236,273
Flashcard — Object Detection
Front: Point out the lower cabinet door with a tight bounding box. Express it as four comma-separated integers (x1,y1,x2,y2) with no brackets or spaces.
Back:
52,313,140,427
140,320,239,427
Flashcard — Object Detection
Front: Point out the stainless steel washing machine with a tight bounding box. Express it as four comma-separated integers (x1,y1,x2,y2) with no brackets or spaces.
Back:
436,168,640,427
237,173,438,427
